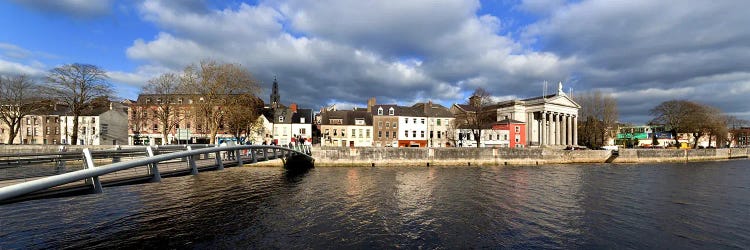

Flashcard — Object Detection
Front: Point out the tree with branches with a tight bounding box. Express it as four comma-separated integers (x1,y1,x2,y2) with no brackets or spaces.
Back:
0,74,43,144
224,95,263,143
463,88,494,148
574,90,618,149
44,63,112,145
141,73,185,145
650,100,727,148
182,60,259,144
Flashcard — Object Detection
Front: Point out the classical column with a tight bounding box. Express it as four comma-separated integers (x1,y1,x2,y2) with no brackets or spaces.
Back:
541,112,547,146
566,115,572,146
527,112,532,146
555,113,561,145
573,115,578,146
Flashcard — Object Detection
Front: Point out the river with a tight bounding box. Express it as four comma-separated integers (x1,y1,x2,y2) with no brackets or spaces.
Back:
1,160,749,249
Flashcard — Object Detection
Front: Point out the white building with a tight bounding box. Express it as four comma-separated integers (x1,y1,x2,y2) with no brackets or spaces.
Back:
320,110,373,147
61,102,128,145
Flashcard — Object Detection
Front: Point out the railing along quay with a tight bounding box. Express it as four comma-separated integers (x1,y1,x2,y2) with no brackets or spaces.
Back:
0,144,313,204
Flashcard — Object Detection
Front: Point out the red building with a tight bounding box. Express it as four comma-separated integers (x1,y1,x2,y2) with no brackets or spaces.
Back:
492,119,526,148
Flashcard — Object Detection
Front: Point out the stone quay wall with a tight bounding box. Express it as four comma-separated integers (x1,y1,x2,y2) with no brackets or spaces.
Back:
312,147,750,167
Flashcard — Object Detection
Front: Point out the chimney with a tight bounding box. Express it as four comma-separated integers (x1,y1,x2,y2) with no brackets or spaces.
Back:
290,103,298,113
469,95,480,107
367,97,376,112
424,100,432,114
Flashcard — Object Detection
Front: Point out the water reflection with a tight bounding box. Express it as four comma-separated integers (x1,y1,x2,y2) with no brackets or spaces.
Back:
1,161,749,249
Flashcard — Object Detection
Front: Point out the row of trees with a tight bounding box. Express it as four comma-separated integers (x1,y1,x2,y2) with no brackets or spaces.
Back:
0,64,113,144
650,100,747,148
135,60,262,145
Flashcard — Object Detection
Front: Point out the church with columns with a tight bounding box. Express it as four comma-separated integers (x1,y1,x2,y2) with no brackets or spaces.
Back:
491,82,580,147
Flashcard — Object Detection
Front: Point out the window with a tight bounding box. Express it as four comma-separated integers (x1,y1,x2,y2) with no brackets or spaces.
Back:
421,118,425,124
504,134,508,140
330,119,343,125
413,118,417,123
378,131,382,138
333,129,338,136
385,131,389,138
349,129,354,138
378,121,383,128
515,126,520,133
27,127,31,135
389,107,394,115
515,134,520,143
404,118,408,124
385,122,390,128
178,98,183,104
279,116,284,122
393,122,397,128
393,132,396,138
413,131,417,138
300,128,306,135
325,129,330,135
405,130,409,137
437,131,441,139
46,127,50,135
91,118,95,123
437,119,441,126
430,131,433,138
187,123,191,129
26,118,30,125
46,117,49,123
300,117,305,123
359,129,363,138
92,127,96,134
55,127,59,135
355,118,365,125
153,124,158,131
366,129,370,138
378,107,383,115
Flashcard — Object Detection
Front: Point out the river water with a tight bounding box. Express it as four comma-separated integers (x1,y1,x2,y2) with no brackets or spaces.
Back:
1,160,749,249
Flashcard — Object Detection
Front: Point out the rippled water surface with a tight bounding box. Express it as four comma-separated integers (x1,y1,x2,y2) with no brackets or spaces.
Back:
1,161,749,249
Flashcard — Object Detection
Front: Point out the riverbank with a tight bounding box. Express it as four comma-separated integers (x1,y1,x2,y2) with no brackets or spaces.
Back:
308,147,749,167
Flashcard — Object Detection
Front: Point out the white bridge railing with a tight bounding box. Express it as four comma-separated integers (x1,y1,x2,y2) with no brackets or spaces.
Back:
0,144,313,202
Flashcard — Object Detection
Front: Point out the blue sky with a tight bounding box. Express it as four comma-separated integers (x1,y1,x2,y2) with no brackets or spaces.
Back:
1,0,749,124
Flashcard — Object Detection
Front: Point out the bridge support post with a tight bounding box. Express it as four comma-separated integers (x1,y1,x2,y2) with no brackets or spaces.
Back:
263,148,269,161
56,146,67,174
146,146,161,182
250,148,257,163
187,146,199,174
82,148,103,194
215,148,224,170
112,145,121,163
236,150,243,166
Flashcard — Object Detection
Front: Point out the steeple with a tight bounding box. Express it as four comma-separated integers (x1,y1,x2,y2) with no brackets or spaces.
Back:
270,76,280,108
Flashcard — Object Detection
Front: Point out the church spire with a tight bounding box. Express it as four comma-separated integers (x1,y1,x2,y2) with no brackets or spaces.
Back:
270,76,280,108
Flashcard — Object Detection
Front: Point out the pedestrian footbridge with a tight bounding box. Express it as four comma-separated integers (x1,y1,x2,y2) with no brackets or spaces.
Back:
0,144,314,204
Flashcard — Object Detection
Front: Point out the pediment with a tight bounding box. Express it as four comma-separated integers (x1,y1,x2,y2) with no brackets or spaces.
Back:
547,95,581,108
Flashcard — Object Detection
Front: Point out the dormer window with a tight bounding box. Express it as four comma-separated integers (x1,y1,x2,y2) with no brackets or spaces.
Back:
355,118,365,125
279,116,284,122
388,107,394,116
300,117,305,123
377,107,383,115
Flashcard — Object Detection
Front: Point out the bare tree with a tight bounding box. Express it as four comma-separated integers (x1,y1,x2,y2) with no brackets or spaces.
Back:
141,73,185,145
127,103,149,145
224,95,262,142
45,63,112,145
0,74,43,144
650,100,725,148
462,88,495,148
574,90,618,148
182,60,259,144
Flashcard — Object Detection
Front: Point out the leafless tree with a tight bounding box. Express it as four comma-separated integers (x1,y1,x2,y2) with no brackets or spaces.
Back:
462,88,495,147
141,73,186,145
182,60,259,144
127,103,149,145
45,63,112,145
0,74,43,144
574,90,618,148
650,100,727,148
224,95,262,142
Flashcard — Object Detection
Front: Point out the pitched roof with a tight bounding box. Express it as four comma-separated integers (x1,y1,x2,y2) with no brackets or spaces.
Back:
412,103,454,118
321,110,373,125
291,109,313,124
371,104,423,117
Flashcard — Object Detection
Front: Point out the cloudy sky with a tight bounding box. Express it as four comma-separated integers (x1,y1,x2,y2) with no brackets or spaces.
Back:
1,0,748,123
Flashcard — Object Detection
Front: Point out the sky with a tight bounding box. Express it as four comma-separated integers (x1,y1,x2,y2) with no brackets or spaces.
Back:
1,0,749,124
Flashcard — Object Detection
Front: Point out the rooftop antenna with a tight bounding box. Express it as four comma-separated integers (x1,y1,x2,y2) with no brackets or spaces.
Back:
543,80,548,100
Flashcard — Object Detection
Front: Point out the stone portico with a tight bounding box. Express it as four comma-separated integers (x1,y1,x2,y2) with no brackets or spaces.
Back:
492,83,580,147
